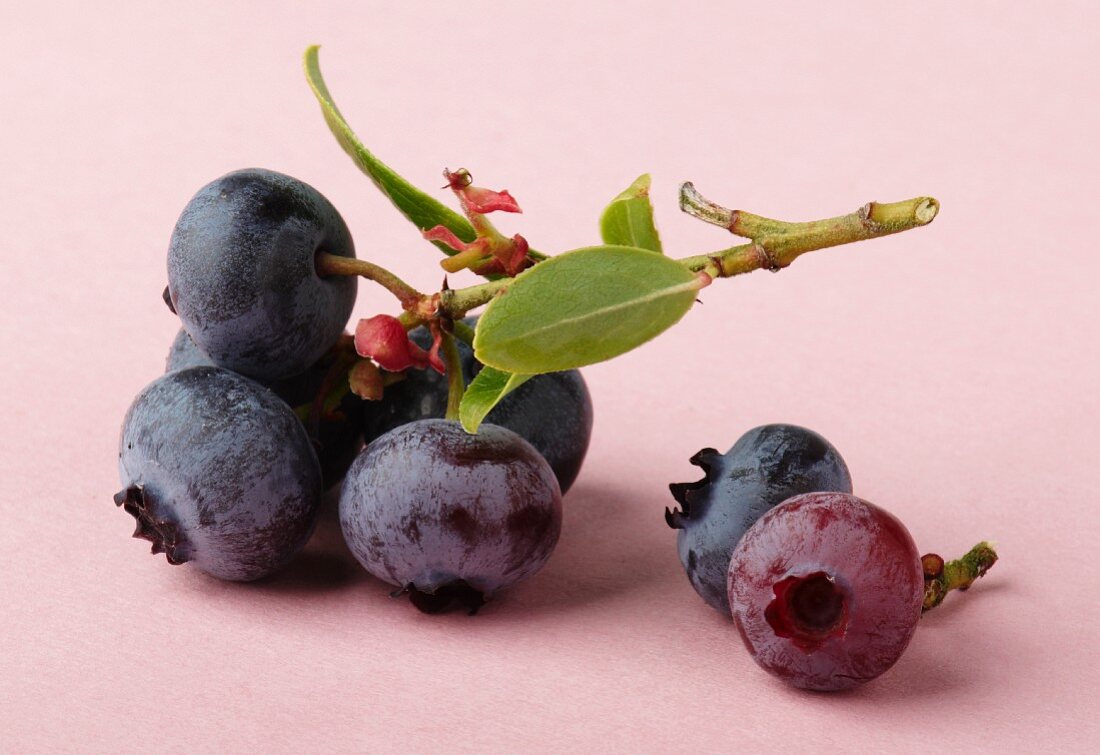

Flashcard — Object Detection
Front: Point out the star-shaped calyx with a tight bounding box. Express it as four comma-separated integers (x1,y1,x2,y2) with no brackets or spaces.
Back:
113,485,187,565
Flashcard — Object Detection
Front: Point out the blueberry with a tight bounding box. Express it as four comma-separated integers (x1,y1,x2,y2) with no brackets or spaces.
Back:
166,327,215,372
361,319,593,494
165,328,363,488
116,367,323,581
339,419,562,613
666,424,853,615
167,169,357,380
728,492,924,690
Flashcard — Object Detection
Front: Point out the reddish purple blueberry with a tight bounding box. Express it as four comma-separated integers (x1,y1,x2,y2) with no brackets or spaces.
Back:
727,492,924,691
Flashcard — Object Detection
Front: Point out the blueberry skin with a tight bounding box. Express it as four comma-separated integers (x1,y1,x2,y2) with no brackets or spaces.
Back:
666,424,853,615
166,327,215,372
362,320,593,494
165,328,363,488
116,367,323,581
339,419,562,613
475,369,593,496
167,168,357,381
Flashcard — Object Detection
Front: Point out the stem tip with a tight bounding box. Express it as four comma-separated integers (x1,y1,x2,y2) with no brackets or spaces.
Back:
915,198,939,224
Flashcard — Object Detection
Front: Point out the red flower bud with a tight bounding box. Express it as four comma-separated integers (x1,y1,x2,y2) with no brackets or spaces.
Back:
354,315,429,372
354,315,446,375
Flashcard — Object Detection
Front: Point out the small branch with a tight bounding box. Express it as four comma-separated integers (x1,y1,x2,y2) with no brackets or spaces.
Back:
316,252,424,308
440,331,465,421
397,191,940,324
679,181,734,228
762,197,940,264
439,277,510,319
678,189,939,277
679,182,790,238
922,541,998,612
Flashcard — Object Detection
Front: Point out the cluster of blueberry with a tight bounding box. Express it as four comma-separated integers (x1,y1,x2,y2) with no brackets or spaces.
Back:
667,425,996,690
117,168,593,609
116,51,996,691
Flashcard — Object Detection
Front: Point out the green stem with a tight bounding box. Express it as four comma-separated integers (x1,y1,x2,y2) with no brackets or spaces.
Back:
452,319,476,346
439,278,510,318
440,245,491,274
679,189,939,277
680,181,791,237
921,541,998,612
440,331,465,421
397,311,425,330
316,252,424,308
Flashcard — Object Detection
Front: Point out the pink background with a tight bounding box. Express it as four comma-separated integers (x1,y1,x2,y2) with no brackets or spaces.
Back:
2,2,1097,752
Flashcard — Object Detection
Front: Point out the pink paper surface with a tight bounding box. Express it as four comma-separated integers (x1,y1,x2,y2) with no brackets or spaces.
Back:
2,2,1097,752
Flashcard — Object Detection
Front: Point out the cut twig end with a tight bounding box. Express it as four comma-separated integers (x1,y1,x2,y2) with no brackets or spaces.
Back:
915,197,939,224
678,182,734,229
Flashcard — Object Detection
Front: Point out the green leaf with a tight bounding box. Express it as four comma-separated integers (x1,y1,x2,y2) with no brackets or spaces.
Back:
303,46,477,252
459,366,532,433
474,246,700,373
599,174,663,253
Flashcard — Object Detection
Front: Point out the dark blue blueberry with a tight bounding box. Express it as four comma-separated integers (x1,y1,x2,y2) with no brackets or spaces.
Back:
361,319,593,494
167,169,357,380
165,328,363,489
116,367,323,581
665,424,853,615
339,419,562,613
166,327,215,372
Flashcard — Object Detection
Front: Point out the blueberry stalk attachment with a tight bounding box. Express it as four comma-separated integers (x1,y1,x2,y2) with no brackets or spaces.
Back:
921,541,998,611
440,329,465,421
315,251,424,310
